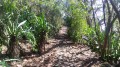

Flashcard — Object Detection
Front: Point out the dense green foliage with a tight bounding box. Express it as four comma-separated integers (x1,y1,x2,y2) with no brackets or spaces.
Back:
67,1,89,43
66,0,120,62
0,0,120,65
0,0,64,56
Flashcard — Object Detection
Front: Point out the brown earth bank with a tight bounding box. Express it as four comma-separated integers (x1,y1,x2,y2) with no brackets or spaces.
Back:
1,26,119,67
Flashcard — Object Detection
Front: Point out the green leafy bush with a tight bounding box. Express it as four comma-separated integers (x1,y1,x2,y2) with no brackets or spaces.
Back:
0,0,64,55
67,1,88,43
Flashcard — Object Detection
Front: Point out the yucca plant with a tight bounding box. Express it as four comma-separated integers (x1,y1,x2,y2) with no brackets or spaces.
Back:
0,0,37,58
5,16,26,58
18,10,50,54
32,13,49,54
2,12,27,58
0,0,17,46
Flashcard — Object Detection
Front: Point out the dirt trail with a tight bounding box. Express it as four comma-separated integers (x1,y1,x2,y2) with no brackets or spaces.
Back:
11,26,101,67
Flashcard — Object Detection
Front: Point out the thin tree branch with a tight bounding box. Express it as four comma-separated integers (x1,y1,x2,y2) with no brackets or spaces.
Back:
109,0,120,24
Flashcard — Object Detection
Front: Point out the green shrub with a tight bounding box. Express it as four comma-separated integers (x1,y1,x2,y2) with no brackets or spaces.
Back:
67,1,88,43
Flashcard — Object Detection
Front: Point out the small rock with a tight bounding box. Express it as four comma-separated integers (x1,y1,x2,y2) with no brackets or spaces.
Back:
1,45,7,54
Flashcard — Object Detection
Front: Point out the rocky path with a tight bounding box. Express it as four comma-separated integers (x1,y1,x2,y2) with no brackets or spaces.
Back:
10,26,102,67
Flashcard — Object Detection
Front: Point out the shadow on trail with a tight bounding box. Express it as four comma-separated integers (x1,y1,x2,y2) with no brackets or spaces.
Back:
80,58,99,67
19,26,102,67
43,33,74,55
41,26,101,67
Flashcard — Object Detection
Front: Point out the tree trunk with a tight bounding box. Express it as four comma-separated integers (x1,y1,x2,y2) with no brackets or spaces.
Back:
38,30,46,54
8,35,20,58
